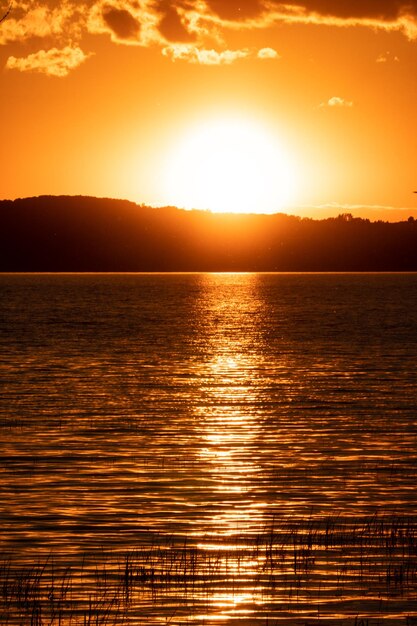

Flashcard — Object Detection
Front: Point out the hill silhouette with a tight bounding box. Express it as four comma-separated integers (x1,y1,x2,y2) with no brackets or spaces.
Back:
1,195,417,271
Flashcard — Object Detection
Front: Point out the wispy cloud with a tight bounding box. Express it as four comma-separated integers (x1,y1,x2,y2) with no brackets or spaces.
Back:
6,46,91,77
162,43,250,64
162,42,281,63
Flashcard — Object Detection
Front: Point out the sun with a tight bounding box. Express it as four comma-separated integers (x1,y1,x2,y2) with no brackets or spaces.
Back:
163,116,296,214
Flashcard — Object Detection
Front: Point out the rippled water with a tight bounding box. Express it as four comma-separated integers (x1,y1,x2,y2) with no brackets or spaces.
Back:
1,273,417,624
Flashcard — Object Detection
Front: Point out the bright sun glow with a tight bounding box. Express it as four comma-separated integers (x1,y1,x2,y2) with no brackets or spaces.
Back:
164,117,296,214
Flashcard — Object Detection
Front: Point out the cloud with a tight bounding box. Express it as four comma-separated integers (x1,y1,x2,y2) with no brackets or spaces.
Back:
206,0,266,21
200,1,417,39
101,6,141,40
376,51,400,62
162,43,250,63
6,46,90,77
257,46,279,59
2,0,417,77
0,3,79,45
274,1,403,21
87,1,151,45
236,1,417,24
320,96,354,108
155,0,195,42
161,41,280,64
87,0,197,47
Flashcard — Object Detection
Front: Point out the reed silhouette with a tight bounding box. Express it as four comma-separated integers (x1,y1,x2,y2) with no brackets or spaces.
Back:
1,515,416,624
0,3,11,23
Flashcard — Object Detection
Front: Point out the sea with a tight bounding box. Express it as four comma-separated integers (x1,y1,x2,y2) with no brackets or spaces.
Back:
1,272,417,625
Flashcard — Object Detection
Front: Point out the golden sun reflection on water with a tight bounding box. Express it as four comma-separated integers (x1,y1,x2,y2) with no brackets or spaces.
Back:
196,399,263,534
196,593,257,623
192,275,267,541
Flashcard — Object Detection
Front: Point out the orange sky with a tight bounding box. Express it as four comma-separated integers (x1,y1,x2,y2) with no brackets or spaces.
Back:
1,0,417,220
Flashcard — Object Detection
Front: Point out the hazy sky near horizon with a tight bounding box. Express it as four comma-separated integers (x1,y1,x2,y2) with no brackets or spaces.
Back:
1,0,417,219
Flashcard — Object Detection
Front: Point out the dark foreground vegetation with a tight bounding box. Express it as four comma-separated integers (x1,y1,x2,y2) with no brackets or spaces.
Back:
1,196,417,271
1,515,417,625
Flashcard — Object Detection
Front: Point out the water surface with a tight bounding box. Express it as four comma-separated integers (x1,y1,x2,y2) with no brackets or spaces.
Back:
1,273,417,624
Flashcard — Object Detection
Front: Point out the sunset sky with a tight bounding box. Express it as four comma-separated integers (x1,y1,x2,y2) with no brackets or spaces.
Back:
1,0,417,219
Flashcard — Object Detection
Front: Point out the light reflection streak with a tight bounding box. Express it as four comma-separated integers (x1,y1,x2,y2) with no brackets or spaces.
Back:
196,593,256,623
191,274,269,619
193,275,266,537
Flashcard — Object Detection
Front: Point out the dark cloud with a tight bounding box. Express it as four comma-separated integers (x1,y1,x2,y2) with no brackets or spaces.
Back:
283,0,415,20
102,6,140,40
158,5,195,42
206,0,266,21
202,0,417,23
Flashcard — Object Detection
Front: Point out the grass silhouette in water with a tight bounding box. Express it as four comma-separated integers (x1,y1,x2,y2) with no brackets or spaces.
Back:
1,514,417,625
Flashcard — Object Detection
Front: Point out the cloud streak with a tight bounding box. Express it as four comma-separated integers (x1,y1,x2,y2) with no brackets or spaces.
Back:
6,45,90,76
162,43,250,63
195,1,417,39
162,42,281,63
